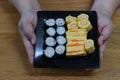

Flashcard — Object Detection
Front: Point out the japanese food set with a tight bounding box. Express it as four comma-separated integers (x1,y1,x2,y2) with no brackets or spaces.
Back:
34,11,100,68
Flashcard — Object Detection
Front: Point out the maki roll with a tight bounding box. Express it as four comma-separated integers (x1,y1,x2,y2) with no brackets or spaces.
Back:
56,27,66,35
56,18,65,26
77,20,92,31
66,29,87,38
45,18,55,26
55,45,65,55
67,21,78,30
56,36,66,45
85,39,95,54
65,15,77,24
44,47,55,58
77,14,89,21
45,37,56,46
46,27,56,36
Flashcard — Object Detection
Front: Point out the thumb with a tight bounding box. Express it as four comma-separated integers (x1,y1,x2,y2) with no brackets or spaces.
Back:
30,16,37,45
25,27,36,45
21,21,36,45
98,25,112,46
30,33,36,45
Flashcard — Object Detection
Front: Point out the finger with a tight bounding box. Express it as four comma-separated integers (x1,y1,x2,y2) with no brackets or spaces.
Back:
98,35,104,46
31,33,36,45
31,15,37,29
100,40,108,59
98,25,112,46
98,20,104,34
21,21,36,45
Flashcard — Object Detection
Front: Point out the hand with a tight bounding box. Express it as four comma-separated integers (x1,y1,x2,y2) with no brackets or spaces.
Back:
85,12,113,71
18,10,37,64
97,12,113,58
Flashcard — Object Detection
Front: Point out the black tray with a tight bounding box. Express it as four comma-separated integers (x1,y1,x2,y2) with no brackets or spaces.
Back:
34,11,100,68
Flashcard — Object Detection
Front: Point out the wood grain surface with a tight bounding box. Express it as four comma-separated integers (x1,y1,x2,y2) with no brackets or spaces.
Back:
0,0,120,80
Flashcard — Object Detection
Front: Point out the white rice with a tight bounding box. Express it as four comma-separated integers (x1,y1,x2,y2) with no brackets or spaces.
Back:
56,27,65,35
45,18,55,26
55,45,65,55
44,47,55,58
56,36,66,45
45,37,56,46
56,18,65,26
46,27,56,36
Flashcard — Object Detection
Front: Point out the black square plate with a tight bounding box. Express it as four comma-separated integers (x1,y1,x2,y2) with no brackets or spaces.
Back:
34,11,100,68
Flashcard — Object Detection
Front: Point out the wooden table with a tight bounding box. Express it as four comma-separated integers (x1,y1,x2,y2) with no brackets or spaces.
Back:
0,0,120,80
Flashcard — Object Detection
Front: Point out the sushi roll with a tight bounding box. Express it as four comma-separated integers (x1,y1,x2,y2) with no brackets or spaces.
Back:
66,29,87,37
56,27,66,35
67,21,78,30
85,39,95,54
66,50,87,56
46,27,56,36
55,45,65,55
77,20,92,31
56,18,65,26
45,18,55,26
65,15,77,24
56,36,66,45
44,47,55,58
66,29,87,40
77,14,89,21
45,37,56,46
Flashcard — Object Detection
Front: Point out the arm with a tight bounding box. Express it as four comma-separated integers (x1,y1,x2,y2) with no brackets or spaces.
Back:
9,0,40,14
91,0,120,57
91,0,120,17
9,0,41,64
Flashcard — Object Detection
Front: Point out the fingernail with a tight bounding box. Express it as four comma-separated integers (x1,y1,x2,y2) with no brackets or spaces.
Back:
31,38,35,45
100,36,104,45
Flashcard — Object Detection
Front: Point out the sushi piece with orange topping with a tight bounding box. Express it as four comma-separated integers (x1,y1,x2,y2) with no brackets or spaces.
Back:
66,38,87,56
66,50,87,56
67,39,85,44
66,29,87,37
